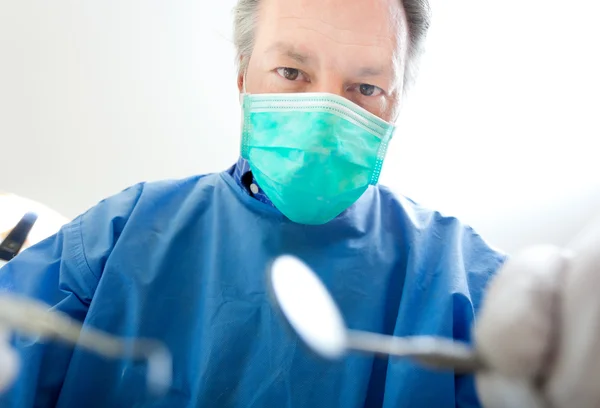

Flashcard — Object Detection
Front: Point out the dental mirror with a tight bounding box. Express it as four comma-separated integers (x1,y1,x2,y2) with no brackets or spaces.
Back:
269,255,486,373
0,294,172,395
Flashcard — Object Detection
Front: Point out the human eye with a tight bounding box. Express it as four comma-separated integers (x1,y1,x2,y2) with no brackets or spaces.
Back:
355,83,384,97
275,67,308,82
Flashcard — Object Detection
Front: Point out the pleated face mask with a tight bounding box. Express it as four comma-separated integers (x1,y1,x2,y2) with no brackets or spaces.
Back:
240,92,395,225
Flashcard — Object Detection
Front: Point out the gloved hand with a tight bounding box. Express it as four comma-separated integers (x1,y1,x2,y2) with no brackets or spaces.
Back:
474,217,600,408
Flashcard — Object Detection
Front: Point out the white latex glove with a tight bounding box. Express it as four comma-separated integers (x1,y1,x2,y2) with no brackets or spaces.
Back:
475,217,600,408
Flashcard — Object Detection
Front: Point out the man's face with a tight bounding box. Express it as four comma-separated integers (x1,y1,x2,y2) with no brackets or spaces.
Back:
238,0,408,122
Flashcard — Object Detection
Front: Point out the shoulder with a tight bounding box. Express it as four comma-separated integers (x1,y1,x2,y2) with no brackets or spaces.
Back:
72,173,225,274
374,184,507,284
376,184,504,251
374,185,507,340
82,173,223,223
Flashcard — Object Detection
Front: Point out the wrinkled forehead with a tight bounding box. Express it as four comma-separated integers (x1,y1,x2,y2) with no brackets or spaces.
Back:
255,0,408,77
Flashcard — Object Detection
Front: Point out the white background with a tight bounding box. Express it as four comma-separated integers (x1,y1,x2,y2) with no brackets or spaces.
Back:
1,0,598,254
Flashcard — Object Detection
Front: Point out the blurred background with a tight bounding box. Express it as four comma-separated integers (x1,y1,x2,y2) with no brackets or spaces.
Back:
0,0,598,254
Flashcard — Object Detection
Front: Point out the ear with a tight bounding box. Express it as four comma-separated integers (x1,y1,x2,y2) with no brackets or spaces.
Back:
237,55,247,93
237,71,245,93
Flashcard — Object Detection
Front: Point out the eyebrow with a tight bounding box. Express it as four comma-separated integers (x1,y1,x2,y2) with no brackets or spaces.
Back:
356,66,385,78
265,41,314,65
266,41,390,80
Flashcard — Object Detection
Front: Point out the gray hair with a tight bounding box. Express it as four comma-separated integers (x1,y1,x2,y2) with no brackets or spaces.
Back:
232,0,431,93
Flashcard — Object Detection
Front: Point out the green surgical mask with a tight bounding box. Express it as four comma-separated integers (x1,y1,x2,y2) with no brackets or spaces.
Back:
240,92,395,225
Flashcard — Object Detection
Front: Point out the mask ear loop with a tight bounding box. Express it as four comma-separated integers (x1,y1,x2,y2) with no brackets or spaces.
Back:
239,69,251,158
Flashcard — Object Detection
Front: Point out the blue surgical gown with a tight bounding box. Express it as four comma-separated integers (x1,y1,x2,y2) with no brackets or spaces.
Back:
0,171,505,407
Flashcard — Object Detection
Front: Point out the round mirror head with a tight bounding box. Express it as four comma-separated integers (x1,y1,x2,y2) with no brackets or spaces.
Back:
270,255,347,359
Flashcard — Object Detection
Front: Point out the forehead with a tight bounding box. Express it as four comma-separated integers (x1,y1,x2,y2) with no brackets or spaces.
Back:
255,0,407,69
